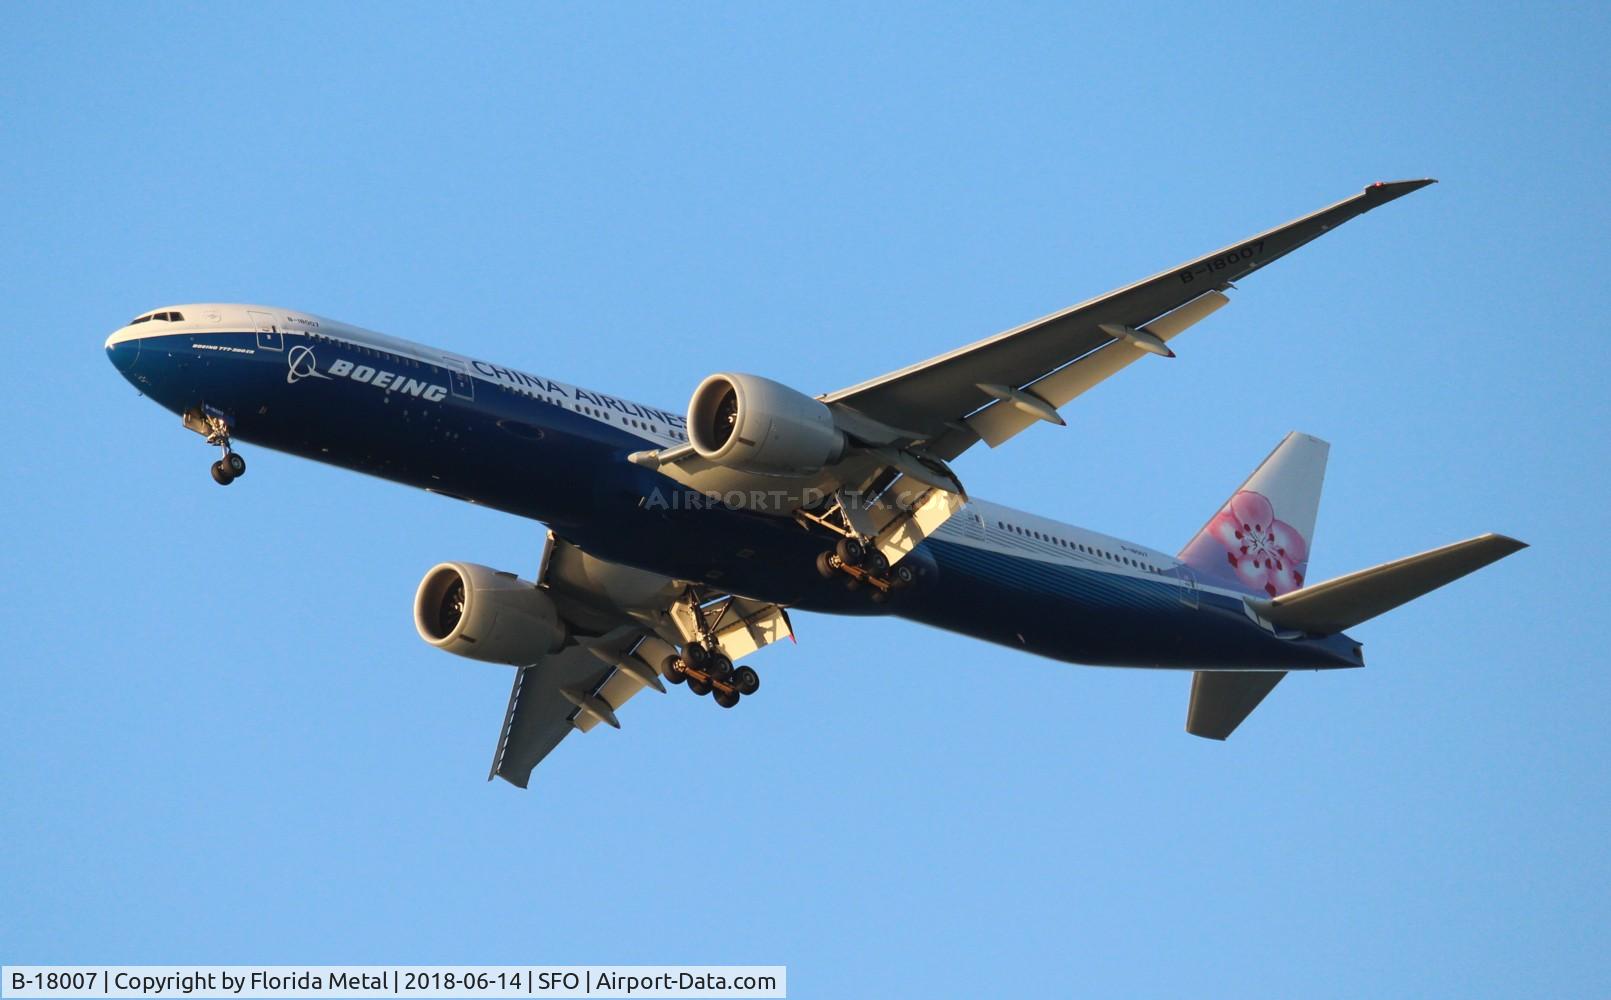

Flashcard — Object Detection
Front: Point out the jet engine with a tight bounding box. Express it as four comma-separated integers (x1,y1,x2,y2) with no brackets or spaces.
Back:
687,373,846,476
413,562,565,665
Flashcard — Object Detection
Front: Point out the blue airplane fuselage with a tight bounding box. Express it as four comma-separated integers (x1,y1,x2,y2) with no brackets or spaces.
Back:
105,313,1363,672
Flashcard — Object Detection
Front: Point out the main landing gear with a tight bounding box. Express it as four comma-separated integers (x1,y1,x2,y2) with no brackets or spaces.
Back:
660,642,762,709
815,536,917,603
797,489,926,603
185,406,247,486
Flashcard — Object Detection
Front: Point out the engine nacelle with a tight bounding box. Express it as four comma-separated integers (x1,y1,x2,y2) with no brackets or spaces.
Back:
687,373,846,476
413,562,565,665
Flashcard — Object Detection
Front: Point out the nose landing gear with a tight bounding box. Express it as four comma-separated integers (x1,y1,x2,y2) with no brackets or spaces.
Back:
184,406,247,486
211,450,247,486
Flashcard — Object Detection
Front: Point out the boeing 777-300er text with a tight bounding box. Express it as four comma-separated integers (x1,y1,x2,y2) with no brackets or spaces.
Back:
106,180,1524,786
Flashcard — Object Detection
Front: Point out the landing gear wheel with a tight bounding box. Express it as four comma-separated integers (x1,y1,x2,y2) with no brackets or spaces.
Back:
210,460,234,486
891,563,918,589
816,551,838,579
224,452,246,478
870,589,888,604
661,655,688,684
864,549,890,576
835,537,865,567
714,689,740,709
685,643,711,669
733,665,760,696
688,675,713,697
706,653,733,680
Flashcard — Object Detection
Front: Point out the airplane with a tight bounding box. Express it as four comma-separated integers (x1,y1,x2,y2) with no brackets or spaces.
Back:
104,179,1525,787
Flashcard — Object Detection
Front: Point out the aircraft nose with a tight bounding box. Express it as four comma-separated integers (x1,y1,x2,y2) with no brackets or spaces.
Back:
105,328,141,372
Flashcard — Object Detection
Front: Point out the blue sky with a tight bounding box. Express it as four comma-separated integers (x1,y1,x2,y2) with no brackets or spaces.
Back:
2,3,1607,996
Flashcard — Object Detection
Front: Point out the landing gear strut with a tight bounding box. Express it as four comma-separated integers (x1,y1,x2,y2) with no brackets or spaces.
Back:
186,406,246,486
801,490,925,601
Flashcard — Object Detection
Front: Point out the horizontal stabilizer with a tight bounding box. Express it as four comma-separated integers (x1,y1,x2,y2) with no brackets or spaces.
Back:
1186,670,1286,740
1247,533,1527,636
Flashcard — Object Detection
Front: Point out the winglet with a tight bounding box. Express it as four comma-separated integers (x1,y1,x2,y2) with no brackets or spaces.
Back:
1364,178,1437,206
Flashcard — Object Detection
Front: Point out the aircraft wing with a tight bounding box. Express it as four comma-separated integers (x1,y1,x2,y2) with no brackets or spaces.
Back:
629,182,1436,578
821,180,1436,457
489,628,658,788
488,537,795,788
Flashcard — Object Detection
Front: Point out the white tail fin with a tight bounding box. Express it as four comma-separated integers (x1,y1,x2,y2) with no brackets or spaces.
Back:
1179,432,1330,598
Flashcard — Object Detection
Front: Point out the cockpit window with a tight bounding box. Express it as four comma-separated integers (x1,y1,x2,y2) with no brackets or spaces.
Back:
130,311,184,324
168,311,184,321
130,313,153,324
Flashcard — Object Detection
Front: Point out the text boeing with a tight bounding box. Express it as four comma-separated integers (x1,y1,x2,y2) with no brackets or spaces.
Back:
326,358,448,402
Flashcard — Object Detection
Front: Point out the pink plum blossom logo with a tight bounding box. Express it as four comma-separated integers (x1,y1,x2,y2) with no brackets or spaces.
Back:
1199,490,1308,597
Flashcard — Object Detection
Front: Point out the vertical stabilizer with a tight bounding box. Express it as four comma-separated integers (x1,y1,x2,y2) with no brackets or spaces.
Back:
1178,432,1329,598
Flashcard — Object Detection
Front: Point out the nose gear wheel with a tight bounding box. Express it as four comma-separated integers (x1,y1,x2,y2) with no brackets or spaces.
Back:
184,406,247,486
